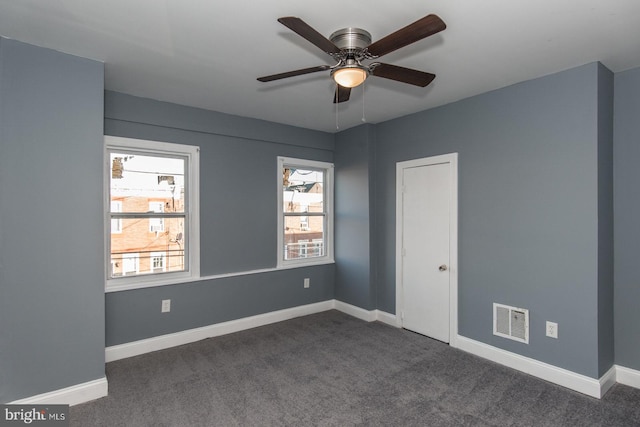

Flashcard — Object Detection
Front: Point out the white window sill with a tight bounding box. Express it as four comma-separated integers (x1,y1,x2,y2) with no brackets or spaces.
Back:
105,259,335,293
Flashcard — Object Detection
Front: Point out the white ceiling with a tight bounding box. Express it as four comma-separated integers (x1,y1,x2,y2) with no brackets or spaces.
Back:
1,1,639,133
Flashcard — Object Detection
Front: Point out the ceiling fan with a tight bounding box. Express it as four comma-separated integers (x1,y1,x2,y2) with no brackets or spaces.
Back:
257,14,446,103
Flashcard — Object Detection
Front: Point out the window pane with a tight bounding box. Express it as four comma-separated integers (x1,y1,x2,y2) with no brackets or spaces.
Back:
110,153,185,213
284,216,324,260
110,151,187,279
283,168,323,213
280,162,330,263
110,216,186,277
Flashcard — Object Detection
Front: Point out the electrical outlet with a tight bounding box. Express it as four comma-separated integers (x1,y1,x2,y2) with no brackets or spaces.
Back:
546,321,558,339
161,299,171,313
304,278,310,288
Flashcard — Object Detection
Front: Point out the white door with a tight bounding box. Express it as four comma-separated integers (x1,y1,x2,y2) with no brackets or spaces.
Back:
397,154,457,343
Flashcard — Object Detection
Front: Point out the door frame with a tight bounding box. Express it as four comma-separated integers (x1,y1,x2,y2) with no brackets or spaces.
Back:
395,153,459,346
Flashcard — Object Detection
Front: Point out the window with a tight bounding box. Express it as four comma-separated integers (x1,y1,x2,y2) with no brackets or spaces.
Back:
151,252,166,273
277,157,334,267
121,253,140,276
298,239,309,258
105,136,200,290
148,202,165,232
111,201,122,233
312,238,324,257
299,203,310,231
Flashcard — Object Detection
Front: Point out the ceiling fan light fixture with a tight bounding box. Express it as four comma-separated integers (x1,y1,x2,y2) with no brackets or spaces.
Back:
332,66,368,88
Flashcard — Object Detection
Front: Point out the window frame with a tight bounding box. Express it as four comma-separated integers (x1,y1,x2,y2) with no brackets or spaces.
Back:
277,156,334,268
104,135,200,291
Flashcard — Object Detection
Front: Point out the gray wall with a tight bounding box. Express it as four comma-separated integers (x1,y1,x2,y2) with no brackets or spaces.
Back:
370,62,610,378
104,92,336,346
0,38,105,402
613,66,640,371
334,124,376,309
596,64,615,376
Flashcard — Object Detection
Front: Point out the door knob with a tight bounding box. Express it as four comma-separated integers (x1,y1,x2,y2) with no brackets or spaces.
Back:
439,264,448,271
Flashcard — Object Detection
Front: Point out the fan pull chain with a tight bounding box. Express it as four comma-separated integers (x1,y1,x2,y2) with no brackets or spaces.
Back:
335,85,340,130
361,80,366,123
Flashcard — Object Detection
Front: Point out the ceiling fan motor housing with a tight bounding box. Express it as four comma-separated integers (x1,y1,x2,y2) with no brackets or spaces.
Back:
329,28,372,53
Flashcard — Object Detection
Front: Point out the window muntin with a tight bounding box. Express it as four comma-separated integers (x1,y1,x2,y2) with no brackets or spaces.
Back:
106,136,199,290
278,157,333,267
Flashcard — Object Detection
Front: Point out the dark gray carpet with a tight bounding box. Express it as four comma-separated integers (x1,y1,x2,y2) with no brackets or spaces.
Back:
71,310,640,426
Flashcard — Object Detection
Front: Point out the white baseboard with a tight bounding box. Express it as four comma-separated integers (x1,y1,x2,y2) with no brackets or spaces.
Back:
616,365,640,389
106,300,334,362
333,300,377,322
456,335,612,398
374,309,399,327
10,377,108,407
600,366,618,397
332,300,399,327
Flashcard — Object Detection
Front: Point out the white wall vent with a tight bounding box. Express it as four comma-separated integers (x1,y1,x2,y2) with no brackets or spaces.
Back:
493,303,529,344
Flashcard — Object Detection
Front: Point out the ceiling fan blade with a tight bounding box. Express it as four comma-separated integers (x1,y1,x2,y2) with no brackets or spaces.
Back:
371,63,435,87
278,17,341,55
333,85,351,103
366,14,446,58
257,65,331,82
